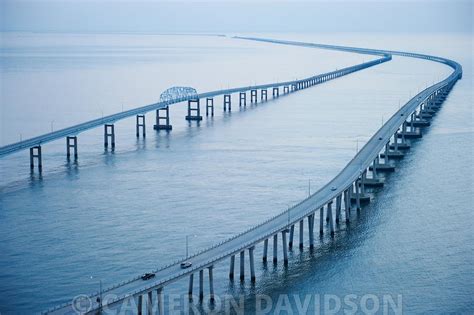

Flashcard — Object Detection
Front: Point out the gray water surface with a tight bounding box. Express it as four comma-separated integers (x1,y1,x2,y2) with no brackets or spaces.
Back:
0,32,472,314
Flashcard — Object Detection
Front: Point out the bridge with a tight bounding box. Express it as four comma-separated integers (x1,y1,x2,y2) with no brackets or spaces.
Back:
37,37,462,314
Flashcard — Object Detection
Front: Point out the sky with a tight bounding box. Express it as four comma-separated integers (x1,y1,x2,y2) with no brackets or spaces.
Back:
0,0,472,34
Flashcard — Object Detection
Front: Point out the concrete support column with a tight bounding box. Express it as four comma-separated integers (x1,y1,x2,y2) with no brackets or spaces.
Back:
249,247,256,282
281,231,288,265
229,255,235,279
273,234,278,263
262,239,268,262
188,274,194,297
66,136,78,160
137,294,143,315
336,194,342,223
361,170,367,195
289,224,295,249
224,94,231,111
344,189,350,222
155,106,173,130
320,206,324,235
308,214,314,248
261,89,267,101
384,142,390,164
104,124,115,149
239,92,246,107
355,179,361,211
272,87,279,98
136,114,146,137
250,89,257,103
186,99,202,121
208,266,215,302
206,98,214,117
199,269,204,301
372,158,378,179
147,291,153,315
156,288,163,315
299,219,304,249
283,86,289,94
328,201,335,236
240,251,245,281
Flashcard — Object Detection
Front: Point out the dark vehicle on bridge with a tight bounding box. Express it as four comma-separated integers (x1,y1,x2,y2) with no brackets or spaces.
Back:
141,273,155,280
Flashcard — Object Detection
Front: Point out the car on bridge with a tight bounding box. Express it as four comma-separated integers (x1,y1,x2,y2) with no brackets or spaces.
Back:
141,273,155,280
180,261,192,269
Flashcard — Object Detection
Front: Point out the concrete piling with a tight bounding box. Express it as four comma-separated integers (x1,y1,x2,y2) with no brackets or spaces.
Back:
239,92,246,107
206,98,214,117
281,231,288,265
229,255,235,279
224,94,231,111
66,136,78,160
273,234,278,263
240,251,245,281
249,247,256,281
136,114,146,137
263,239,268,262
104,124,115,149
154,106,173,130
299,220,304,249
250,89,257,103
185,99,202,121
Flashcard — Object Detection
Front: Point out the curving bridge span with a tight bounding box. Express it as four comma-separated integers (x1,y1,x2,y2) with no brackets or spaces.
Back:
36,37,462,314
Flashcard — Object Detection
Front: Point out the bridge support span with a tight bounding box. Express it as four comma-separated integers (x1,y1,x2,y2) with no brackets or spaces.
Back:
154,106,172,131
29,145,42,171
224,94,231,111
206,98,214,117
66,136,77,160
104,124,115,149
186,99,202,121
136,114,146,137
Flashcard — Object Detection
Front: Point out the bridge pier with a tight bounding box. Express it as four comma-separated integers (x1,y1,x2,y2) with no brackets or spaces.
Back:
208,266,215,302
283,86,289,94
185,99,203,121
156,288,163,315
308,214,314,249
188,273,194,297
224,94,231,111
289,224,295,249
328,201,335,236
239,92,246,107
272,87,279,98
344,189,351,222
299,219,304,249
206,98,214,117
355,179,361,211
364,158,384,187
240,251,245,281
104,124,115,149
136,114,146,137
154,106,173,130
137,294,143,315
281,231,288,265
335,194,342,223
199,269,204,301
320,206,324,235
250,89,257,103
261,89,267,101
262,239,268,262
273,234,278,263
66,136,78,160
249,247,256,281
147,291,153,315
291,84,297,92
229,255,235,279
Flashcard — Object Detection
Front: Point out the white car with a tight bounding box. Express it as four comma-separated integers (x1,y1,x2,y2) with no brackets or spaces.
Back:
331,186,337,191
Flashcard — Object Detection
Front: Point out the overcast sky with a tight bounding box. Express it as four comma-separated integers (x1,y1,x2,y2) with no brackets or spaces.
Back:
1,0,472,34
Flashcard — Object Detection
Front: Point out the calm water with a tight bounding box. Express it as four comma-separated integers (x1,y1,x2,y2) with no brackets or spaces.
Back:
0,32,472,314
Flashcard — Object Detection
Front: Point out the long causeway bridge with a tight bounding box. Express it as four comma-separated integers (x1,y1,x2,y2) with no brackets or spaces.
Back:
12,36,460,314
